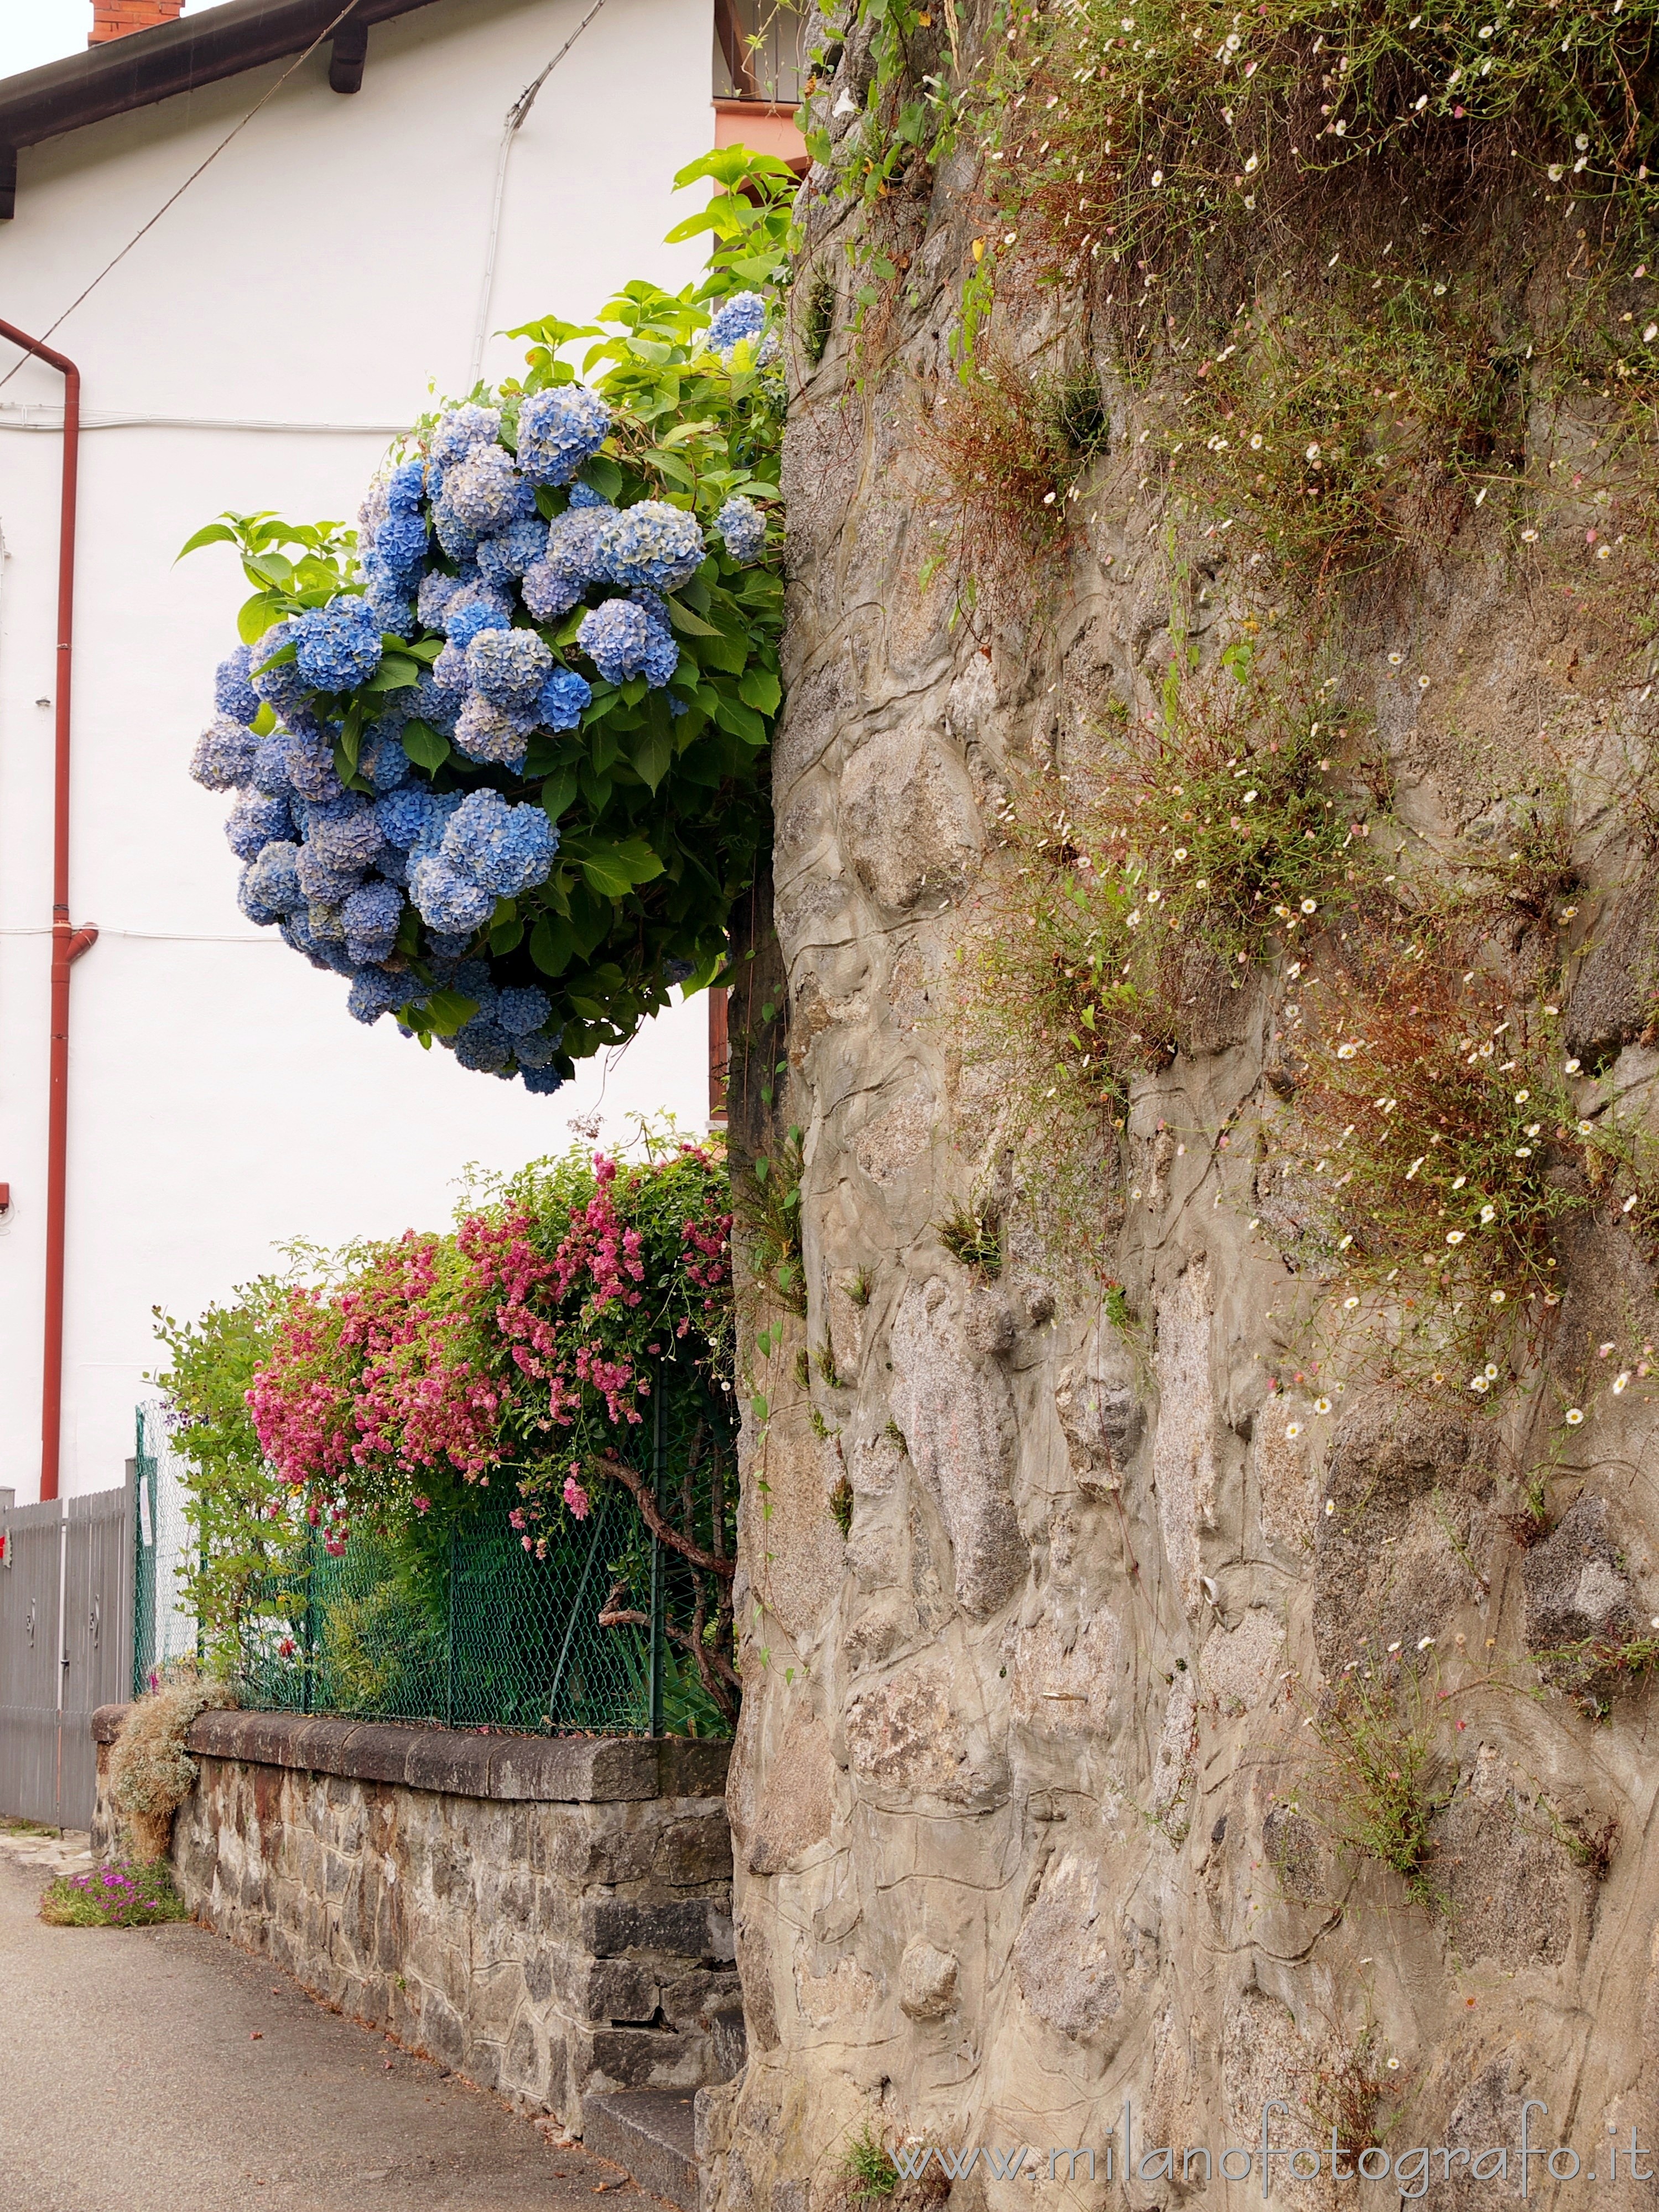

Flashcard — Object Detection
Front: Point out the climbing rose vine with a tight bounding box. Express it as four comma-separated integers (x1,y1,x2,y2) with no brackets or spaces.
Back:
184,149,792,1088
245,1136,732,1555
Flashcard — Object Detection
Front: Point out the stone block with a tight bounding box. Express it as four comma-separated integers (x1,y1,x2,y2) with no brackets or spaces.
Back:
656,1813,736,1886
405,1732,496,1799
583,2029,711,2093
656,1742,732,1799
584,1958,662,2023
491,1735,661,1803
331,1725,416,1786
583,1897,736,1963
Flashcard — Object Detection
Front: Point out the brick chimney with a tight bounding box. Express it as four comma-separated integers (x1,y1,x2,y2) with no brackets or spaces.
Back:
89,0,185,44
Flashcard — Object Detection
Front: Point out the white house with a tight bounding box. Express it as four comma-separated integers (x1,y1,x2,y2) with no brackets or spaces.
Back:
0,0,803,1504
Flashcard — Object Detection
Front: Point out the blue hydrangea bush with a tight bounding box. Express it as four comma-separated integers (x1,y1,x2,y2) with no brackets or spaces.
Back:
184,150,792,1090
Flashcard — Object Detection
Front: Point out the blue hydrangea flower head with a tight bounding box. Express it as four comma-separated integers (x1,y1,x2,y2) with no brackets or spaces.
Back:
476,516,550,587
237,862,282,927
417,570,461,628
599,499,706,593
342,879,404,966
441,789,558,897
521,1063,567,1094
442,580,513,644
429,403,502,470
244,840,305,918
309,795,387,872
407,790,465,865
283,733,346,805
293,596,384,692
214,646,261,726
568,482,612,512
536,665,591,731
361,720,413,792
444,445,537,535
431,643,470,693
295,842,365,905
426,930,476,960
432,502,481,562
706,290,766,355
453,694,533,770
714,494,767,565
451,959,497,1009
363,572,414,634
374,509,428,581
347,966,409,1024
386,459,427,515
521,557,583,622
249,620,309,714
514,1026,563,1067
375,787,440,849
642,622,680,689
226,791,293,861
409,856,496,934
467,627,553,711
191,714,261,792
578,598,654,684
453,1021,512,1073
249,732,293,797
497,985,551,1035
514,384,611,487
544,506,614,588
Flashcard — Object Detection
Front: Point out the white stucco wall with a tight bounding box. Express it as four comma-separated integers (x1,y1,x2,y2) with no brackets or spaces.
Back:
0,0,722,1502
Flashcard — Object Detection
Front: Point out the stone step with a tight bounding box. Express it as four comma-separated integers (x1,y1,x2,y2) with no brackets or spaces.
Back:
584,2089,699,2211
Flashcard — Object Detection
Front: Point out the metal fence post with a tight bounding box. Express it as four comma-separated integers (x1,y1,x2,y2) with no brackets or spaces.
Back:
303,1528,318,1717
648,1364,665,1739
445,1525,456,1731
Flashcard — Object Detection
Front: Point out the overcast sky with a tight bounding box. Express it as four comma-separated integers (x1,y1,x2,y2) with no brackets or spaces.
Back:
1,1,209,77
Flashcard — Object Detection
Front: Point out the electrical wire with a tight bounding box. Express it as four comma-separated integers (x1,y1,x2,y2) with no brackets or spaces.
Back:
0,928,278,944
0,410,406,434
467,0,611,388
0,0,363,394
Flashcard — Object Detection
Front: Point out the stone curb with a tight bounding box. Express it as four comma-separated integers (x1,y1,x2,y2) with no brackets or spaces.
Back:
90,1705,730,1805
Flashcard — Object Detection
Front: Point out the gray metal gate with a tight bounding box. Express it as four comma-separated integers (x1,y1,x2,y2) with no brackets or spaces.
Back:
0,1472,134,1831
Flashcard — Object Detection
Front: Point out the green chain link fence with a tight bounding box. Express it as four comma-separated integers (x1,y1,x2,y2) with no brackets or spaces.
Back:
132,1361,737,1738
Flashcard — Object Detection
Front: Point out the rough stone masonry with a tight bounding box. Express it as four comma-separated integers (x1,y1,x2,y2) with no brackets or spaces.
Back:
92,1706,740,2131
700,17,1659,2212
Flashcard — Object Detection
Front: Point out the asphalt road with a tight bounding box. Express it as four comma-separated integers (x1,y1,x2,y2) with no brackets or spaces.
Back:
0,1847,655,2212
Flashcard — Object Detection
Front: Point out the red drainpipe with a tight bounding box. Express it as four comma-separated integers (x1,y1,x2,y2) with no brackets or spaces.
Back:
0,319,98,1503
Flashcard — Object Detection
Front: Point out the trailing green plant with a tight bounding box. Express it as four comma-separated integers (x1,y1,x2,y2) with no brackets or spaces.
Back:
1532,1629,1659,1716
1306,1660,1450,1907
829,1473,856,1536
923,347,1109,597
743,1126,807,1313
1289,941,1659,1382
972,655,1371,1125
939,1199,1003,1275
801,0,964,215
1304,2027,1405,2156
40,1859,190,1929
181,148,793,1088
840,2125,902,2204
963,0,1659,594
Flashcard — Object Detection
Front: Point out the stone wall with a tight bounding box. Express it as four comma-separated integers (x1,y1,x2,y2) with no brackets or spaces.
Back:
92,1706,739,2131
703,18,1659,2210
